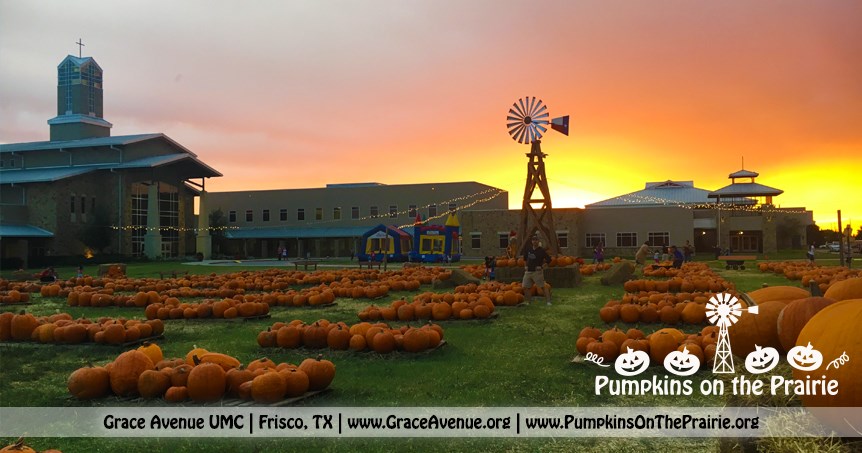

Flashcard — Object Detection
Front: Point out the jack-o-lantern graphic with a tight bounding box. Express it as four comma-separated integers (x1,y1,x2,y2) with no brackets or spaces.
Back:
663,345,701,376
744,344,779,374
614,346,650,376
786,342,823,371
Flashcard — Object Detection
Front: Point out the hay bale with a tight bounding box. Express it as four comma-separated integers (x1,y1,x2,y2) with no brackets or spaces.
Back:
600,261,635,286
495,265,581,288
449,268,481,286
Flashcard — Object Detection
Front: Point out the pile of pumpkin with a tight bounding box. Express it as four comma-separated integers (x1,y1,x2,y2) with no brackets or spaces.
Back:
143,297,269,320
597,296,727,325
257,319,445,354
799,267,861,293
0,311,164,345
68,343,336,403
0,289,31,304
358,295,497,321
211,286,338,307
576,325,716,369
491,255,580,268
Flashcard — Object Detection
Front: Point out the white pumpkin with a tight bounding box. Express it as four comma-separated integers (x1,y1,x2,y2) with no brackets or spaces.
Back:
615,347,650,376
786,342,823,371
663,346,701,376
744,345,780,374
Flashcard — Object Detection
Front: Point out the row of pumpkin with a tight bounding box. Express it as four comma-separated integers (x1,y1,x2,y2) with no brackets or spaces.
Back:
257,319,445,354
67,343,336,403
0,311,164,345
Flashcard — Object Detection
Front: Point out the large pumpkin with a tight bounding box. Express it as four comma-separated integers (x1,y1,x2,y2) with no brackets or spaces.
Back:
776,297,836,351
794,299,861,407
822,277,862,302
187,361,226,402
299,355,336,391
745,286,810,305
110,350,155,396
728,300,787,357
68,364,111,399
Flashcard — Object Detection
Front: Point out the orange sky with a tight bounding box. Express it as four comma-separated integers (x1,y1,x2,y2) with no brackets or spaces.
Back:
1,1,860,230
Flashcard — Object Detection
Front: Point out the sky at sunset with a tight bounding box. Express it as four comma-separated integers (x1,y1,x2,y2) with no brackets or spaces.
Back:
1,1,860,230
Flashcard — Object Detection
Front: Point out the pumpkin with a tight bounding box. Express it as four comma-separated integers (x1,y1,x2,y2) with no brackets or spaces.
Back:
728,300,786,357
776,297,836,351
618,304,640,323
575,336,595,355
198,352,241,371
745,286,810,304
280,367,310,398
326,325,351,350
138,369,171,398
348,334,367,351
164,386,188,402
251,371,287,403
578,326,601,339
170,364,192,387
257,328,276,348
246,358,276,372
648,331,679,365
663,346,701,376
10,311,38,341
185,346,209,366
299,355,336,390
372,330,397,354
68,364,110,399
654,328,685,344
303,322,330,349
794,298,862,427
823,277,862,301
681,303,706,324
187,361,226,402
225,367,256,397
600,328,628,350
110,350,155,396
402,328,429,352
586,338,617,363
614,347,650,376
598,306,619,323
137,342,164,365
0,312,14,341
276,325,303,348
743,345,779,374
659,306,680,325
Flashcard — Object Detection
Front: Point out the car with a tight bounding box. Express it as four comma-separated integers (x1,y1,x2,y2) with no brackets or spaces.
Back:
828,243,840,252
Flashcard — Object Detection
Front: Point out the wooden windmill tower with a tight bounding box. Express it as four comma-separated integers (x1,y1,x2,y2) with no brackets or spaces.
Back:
506,97,569,255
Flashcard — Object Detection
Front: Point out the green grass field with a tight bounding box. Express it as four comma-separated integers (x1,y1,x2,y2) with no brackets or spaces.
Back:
0,259,857,452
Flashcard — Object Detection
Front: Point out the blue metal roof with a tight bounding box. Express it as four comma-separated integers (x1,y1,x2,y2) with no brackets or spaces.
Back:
709,182,783,198
225,226,372,239
587,180,713,207
0,223,54,238
0,153,218,184
0,133,164,154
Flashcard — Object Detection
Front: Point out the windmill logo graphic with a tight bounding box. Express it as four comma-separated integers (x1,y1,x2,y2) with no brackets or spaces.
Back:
706,293,759,373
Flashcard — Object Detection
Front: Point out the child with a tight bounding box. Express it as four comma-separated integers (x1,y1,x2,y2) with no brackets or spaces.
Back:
653,250,660,263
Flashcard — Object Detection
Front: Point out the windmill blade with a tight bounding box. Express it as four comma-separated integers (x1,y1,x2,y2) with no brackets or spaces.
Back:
728,313,738,324
516,125,528,144
507,109,524,120
731,309,742,318
508,123,524,136
747,305,759,314
535,123,548,135
708,314,720,325
532,103,548,118
533,112,550,124
518,98,530,119
527,97,537,116
511,102,526,119
507,114,523,123
531,124,543,141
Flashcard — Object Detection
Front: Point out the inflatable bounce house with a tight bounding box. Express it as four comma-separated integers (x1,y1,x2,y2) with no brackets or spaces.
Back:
358,224,412,262
409,213,461,263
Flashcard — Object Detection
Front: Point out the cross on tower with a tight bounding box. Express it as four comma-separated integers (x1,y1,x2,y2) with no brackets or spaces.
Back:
76,38,85,58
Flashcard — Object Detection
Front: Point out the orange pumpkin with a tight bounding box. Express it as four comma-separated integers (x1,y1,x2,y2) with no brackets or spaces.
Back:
823,277,862,302
728,300,787,356
776,297,836,351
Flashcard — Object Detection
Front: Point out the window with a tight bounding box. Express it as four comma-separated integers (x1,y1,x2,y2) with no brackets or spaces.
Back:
297,208,305,221
245,210,253,222
498,233,509,249
428,204,437,217
333,207,341,220
648,232,669,247
557,231,569,249
471,233,481,249
70,195,76,214
315,207,323,221
370,206,379,217
80,196,86,214
262,209,270,222
130,184,148,257
91,197,96,213
158,187,180,258
408,205,417,217
616,232,637,247
389,205,397,218
351,206,360,219
280,209,287,221
585,233,605,248
228,210,237,223
448,202,457,213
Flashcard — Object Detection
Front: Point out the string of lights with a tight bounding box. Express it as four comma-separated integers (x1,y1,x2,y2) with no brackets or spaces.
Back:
603,192,808,214
105,187,506,233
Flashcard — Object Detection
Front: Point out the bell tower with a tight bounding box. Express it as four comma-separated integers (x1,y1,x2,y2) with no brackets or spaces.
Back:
48,51,113,141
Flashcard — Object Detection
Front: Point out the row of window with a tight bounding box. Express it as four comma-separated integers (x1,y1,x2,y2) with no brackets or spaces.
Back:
228,203,456,223
467,232,672,249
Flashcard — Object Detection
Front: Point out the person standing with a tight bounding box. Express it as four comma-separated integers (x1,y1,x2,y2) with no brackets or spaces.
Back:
671,245,685,269
635,241,650,267
522,235,552,305
683,240,694,262
593,243,605,264
807,244,815,265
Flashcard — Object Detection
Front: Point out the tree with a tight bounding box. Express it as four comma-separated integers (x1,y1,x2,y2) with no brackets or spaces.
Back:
856,226,862,240
776,217,802,249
